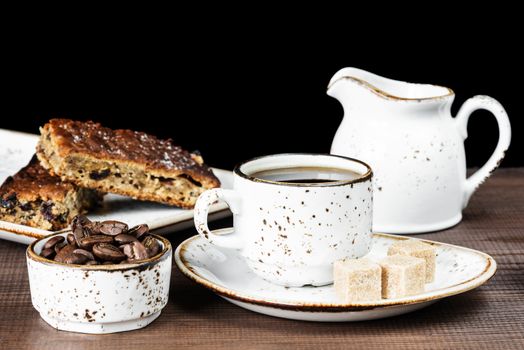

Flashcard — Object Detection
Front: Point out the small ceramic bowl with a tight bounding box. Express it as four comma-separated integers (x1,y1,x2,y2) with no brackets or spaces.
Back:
26,232,172,334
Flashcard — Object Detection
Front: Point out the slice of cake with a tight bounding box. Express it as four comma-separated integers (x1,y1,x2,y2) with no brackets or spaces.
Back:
0,156,102,230
388,239,436,283
36,119,220,208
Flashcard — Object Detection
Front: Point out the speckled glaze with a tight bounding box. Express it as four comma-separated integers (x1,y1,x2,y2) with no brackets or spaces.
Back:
26,233,172,334
329,67,511,234
194,154,373,287
175,233,497,322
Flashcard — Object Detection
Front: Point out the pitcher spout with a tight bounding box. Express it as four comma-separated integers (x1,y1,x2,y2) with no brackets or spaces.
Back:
326,68,363,101
327,67,454,103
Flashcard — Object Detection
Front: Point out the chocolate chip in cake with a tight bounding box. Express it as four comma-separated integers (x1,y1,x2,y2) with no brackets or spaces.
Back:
89,169,111,180
40,201,56,221
1,192,18,209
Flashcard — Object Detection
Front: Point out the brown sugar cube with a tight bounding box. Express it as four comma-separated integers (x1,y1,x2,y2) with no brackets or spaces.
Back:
334,258,382,302
380,255,426,299
388,239,436,283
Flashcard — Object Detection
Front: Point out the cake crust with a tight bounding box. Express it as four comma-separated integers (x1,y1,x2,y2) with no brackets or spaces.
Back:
36,119,220,208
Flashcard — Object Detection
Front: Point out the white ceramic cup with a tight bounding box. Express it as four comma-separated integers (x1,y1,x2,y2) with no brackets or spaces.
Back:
194,153,373,287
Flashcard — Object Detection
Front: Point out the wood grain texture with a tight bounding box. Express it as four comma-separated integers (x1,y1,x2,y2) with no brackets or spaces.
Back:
1,168,523,350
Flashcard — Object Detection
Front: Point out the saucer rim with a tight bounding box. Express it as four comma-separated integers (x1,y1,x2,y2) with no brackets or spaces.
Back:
175,233,497,312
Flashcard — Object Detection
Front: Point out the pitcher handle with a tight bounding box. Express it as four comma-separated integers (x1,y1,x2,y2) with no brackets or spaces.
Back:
455,95,511,208
194,188,244,250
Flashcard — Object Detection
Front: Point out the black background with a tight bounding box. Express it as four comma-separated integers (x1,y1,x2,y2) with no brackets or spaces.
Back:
3,20,522,171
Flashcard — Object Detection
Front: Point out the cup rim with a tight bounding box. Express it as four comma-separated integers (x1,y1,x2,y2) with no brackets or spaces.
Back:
233,153,373,187
26,232,172,270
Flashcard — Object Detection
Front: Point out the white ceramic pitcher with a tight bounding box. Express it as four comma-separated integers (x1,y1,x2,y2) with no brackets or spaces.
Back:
328,67,511,234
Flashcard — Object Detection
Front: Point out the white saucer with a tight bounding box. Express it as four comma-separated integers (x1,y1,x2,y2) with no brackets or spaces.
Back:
175,233,496,322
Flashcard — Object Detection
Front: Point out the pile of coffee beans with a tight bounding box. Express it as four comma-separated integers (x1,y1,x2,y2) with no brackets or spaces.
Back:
39,215,162,265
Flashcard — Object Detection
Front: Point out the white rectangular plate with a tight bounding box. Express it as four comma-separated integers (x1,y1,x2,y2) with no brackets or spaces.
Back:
0,129,232,244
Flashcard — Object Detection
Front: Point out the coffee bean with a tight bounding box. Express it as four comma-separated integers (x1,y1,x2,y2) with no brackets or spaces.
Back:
73,249,95,261
63,253,89,265
71,215,91,232
121,243,131,255
73,226,86,246
93,243,126,262
127,224,149,239
84,221,102,235
40,216,161,266
143,235,161,257
114,234,138,244
54,241,67,254
54,245,78,263
123,241,149,261
66,233,76,245
98,220,128,236
41,248,55,259
44,236,65,250
79,235,114,249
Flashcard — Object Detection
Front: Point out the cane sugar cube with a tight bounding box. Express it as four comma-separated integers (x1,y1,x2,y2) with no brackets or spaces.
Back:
388,240,436,283
334,258,382,302
380,255,426,299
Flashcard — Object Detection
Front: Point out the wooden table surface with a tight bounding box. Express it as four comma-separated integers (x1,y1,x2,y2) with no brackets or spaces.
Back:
1,168,523,349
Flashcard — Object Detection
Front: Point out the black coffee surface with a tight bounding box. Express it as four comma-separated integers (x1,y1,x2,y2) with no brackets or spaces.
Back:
250,166,360,184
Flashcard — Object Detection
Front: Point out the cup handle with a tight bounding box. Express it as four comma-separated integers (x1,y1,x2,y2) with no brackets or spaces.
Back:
455,95,511,208
194,188,244,250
